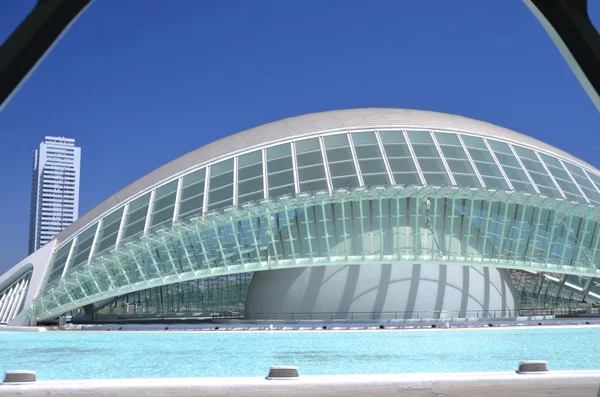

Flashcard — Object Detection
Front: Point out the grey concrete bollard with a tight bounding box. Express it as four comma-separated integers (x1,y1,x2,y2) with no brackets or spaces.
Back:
2,371,37,384
516,361,549,374
266,366,300,380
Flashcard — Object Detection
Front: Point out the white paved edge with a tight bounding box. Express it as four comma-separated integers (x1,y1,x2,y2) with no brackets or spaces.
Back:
2,371,600,397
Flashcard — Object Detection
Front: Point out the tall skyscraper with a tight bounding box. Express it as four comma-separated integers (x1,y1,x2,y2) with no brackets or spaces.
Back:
28,136,81,254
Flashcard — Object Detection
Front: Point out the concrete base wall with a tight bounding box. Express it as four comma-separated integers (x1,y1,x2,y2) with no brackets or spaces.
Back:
245,264,518,320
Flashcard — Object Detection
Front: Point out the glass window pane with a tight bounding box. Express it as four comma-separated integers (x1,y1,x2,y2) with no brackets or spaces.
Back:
486,141,536,194
179,168,206,219
408,130,451,186
406,130,433,144
47,240,73,283
418,158,446,173
439,145,468,160
454,174,481,187
207,159,234,210
538,153,586,202
379,130,406,144
461,136,509,190
446,159,473,174
379,131,420,185
69,222,99,271
150,180,178,230
513,147,562,199
352,131,379,145
95,206,125,255
122,192,151,240
578,169,600,205
296,138,328,192
434,132,460,146
238,150,264,205
461,135,487,149
352,132,390,187
435,132,481,188
324,134,358,189
267,143,294,198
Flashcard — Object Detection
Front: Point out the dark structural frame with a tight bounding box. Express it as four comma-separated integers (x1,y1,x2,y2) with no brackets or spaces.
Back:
0,0,600,112
0,0,93,112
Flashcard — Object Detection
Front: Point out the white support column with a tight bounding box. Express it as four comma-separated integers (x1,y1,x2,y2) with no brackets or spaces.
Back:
290,142,300,195
232,156,239,207
143,190,157,236
60,236,78,280
483,138,514,190
7,278,28,322
0,286,13,322
172,177,183,225
559,159,590,203
430,130,456,186
402,130,426,186
202,166,211,216
115,203,129,249
1,284,19,323
374,130,395,185
0,294,7,319
346,132,364,187
319,136,333,195
535,151,567,199
262,148,269,199
457,134,486,188
509,143,540,194
87,219,103,264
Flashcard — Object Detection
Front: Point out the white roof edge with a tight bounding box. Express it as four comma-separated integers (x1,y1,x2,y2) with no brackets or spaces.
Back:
55,108,600,243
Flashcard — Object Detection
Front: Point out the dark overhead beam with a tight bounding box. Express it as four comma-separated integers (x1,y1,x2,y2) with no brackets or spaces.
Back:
0,0,94,112
525,0,600,112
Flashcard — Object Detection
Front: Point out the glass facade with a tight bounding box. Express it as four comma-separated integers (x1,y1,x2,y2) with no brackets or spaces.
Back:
35,125,600,318
95,274,252,317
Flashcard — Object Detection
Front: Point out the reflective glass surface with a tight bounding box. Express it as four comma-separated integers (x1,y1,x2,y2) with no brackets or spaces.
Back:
378,131,421,185
461,135,509,190
351,131,390,187
407,130,451,186
41,126,600,309
267,143,295,198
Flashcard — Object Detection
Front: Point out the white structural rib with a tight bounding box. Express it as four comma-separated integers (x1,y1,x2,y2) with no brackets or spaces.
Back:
583,168,600,195
87,219,103,265
143,189,156,236
172,177,183,224
456,134,486,188
319,136,333,195
115,203,129,249
261,148,269,199
430,130,456,186
402,130,426,186
60,235,78,280
347,132,364,187
232,156,239,207
509,143,540,194
291,142,300,195
559,159,590,203
202,165,211,216
483,138,514,190
535,151,567,199
374,130,395,185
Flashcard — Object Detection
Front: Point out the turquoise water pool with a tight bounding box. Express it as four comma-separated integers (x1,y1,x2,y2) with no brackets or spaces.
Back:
0,327,598,380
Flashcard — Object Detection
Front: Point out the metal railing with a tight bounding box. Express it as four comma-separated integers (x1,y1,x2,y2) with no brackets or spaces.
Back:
213,310,524,321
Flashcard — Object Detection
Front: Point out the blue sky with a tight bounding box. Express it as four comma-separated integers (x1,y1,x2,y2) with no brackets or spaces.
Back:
1,1,600,272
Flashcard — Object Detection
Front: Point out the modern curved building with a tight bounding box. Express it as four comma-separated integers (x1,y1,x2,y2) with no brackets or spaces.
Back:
2,108,600,326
